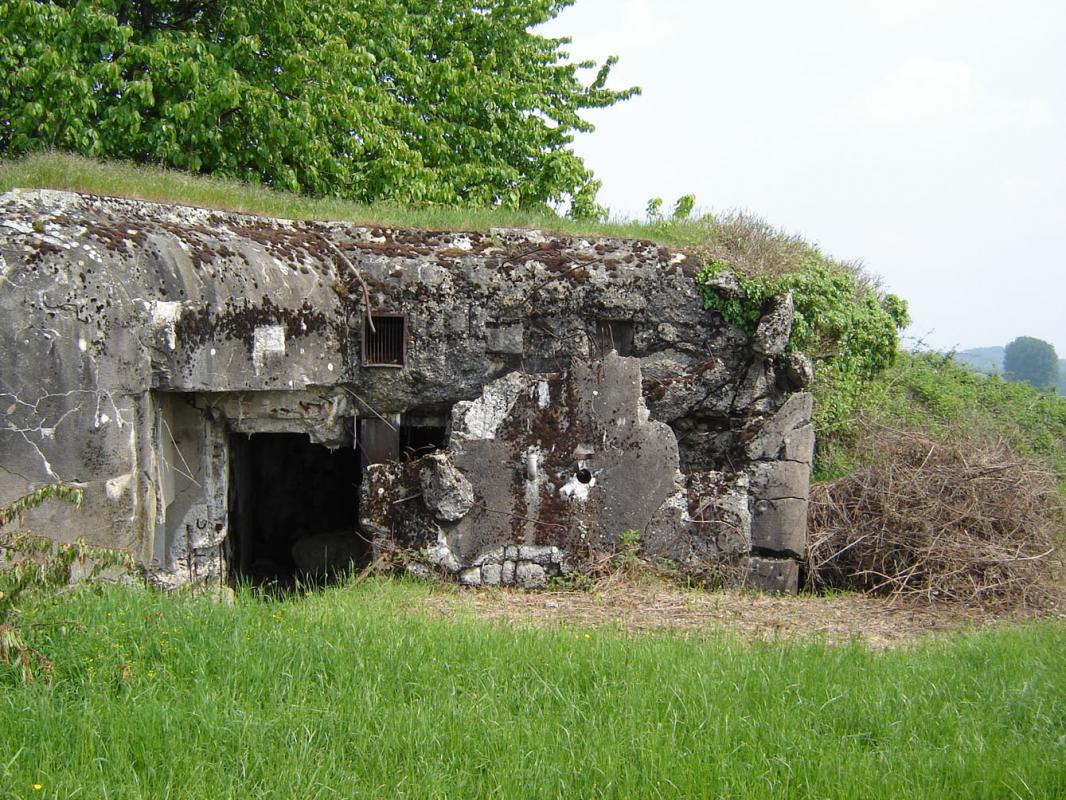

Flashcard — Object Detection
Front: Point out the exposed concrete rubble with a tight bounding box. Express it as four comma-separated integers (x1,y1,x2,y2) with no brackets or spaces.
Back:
419,454,475,523
0,189,814,593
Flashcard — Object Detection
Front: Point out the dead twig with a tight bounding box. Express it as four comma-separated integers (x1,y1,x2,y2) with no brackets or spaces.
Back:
313,231,375,333
806,421,1063,610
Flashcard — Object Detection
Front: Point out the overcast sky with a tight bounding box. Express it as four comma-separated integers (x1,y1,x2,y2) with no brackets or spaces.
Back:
542,0,1065,355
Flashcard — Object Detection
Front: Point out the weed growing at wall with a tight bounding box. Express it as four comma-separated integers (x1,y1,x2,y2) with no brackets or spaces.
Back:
1,485,132,682
696,259,909,440
615,529,642,571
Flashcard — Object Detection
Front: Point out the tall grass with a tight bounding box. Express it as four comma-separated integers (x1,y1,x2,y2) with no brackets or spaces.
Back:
2,579,1063,799
0,152,864,281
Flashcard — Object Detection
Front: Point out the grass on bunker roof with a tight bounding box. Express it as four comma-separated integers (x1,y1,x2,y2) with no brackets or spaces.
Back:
2,576,1065,799
0,151,863,280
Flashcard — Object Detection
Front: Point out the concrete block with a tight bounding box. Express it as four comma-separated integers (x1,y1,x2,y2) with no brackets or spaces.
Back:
748,461,810,502
743,556,800,594
459,566,482,586
482,562,502,586
750,497,807,557
518,544,554,565
783,424,815,465
515,561,547,588
501,560,516,585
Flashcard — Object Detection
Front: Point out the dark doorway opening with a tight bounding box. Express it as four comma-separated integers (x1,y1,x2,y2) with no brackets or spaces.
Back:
228,432,367,587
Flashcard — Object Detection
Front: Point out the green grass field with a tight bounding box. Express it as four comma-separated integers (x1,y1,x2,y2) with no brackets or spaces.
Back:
2,579,1063,799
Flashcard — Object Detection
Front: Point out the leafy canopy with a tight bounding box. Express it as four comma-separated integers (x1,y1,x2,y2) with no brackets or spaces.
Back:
1004,336,1059,391
0,0,637,214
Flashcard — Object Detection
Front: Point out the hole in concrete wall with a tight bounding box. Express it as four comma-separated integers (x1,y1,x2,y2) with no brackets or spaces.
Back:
575,468,593,484
401,425,447,461
228,432,367,587
398,409,449,462
363,314,406,367
596,320,634,356
356,416,446,466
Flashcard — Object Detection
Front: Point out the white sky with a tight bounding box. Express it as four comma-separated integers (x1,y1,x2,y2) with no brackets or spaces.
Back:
541,0,1066,355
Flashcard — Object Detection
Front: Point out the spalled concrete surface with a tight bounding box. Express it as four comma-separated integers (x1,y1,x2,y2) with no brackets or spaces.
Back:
644,471,752,569
419,453,475,523
1,189,815,591
363,354,683,585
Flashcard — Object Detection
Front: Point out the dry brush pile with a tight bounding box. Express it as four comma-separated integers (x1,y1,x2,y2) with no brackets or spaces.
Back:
806,423,1063,609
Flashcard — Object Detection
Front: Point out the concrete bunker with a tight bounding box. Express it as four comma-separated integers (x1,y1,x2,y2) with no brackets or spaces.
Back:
0,189,816,593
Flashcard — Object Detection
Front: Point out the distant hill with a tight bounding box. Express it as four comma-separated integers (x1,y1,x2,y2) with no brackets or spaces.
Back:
954,346,1065,393
954,346,1004,375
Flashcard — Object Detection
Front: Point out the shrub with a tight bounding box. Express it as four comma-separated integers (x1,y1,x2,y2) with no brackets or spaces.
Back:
855,351,1066,489
807,424,1062,608
696,258,909,440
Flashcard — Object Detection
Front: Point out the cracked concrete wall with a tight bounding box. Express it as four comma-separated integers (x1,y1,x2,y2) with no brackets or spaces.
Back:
1,189,813,591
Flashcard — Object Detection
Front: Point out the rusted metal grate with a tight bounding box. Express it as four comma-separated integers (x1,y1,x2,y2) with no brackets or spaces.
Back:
363,314,406,367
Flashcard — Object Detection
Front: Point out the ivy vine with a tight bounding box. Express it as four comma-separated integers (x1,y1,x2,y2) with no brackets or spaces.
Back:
696,259,911,437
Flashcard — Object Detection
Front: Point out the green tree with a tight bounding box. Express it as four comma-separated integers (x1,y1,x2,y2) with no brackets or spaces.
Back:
1004,336,1060,390
0,0,637,213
